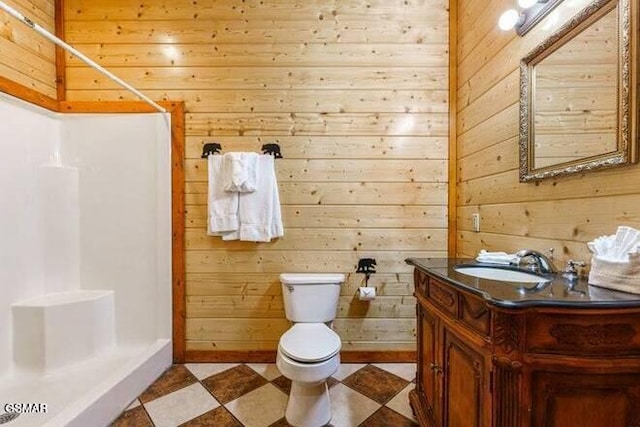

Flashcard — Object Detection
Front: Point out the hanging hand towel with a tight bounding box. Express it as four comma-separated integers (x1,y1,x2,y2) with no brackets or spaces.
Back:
222,152,258,193
207,155,238,236
222,154,284,242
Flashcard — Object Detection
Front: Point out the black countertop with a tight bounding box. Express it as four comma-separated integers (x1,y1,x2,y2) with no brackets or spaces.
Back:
406,258,640,309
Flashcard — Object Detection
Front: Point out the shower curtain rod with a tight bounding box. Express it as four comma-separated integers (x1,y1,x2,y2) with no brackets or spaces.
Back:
0,1,167,113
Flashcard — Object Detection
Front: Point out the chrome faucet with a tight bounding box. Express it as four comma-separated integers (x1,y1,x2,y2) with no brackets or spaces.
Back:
515,249,558,274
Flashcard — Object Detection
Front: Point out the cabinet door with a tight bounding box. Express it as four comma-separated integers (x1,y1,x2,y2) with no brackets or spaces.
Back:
442,329,485,427
531,371,640,427
418,304,440,425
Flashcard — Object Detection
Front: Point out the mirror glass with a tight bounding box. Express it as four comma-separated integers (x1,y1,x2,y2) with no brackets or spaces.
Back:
519,0,637,181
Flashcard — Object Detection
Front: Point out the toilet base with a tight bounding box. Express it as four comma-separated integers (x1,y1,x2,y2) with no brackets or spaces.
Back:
285,380,331,427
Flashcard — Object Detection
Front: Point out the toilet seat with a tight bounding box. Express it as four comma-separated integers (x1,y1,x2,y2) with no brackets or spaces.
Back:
279,323,341,363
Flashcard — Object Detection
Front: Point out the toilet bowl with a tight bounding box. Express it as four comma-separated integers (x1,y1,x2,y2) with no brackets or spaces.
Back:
277,323,341,427
277,273,345,427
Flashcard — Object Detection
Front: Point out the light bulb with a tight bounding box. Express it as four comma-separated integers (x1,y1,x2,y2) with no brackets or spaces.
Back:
498,9,521,31
518,0,538,8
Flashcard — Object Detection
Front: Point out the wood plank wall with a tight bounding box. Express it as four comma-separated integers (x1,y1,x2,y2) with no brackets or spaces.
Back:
63,0,450,355
0,0,57,98
456,0,640,266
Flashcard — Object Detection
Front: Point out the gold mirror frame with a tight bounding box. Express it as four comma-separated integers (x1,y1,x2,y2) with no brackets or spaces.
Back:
519,0,638,182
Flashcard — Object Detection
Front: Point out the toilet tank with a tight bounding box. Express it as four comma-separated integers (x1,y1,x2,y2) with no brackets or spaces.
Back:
280,273,345,322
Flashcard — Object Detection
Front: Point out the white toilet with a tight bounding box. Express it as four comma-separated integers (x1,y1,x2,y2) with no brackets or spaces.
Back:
276,273,345,427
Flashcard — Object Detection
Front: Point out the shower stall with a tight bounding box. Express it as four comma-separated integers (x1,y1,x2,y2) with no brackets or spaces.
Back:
0,92,172,426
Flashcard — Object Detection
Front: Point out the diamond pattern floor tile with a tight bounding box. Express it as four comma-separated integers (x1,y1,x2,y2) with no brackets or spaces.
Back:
139,365,198,403
266,418,295,427
359,406,419,427
225,384,288,427
179,406,243,427
328,383,380,427
341,365,410,404
271,375,292,395
144,383,220,427
386,384,418,422
372,363,416,382
185,363,240,381
201,364,268,404
331,363,366,381
268,417,333,427
111,405,153,427
112,363,418,427
246,363,282,381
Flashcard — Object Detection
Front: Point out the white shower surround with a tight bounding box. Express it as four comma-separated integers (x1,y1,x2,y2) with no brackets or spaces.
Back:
0,93,172,426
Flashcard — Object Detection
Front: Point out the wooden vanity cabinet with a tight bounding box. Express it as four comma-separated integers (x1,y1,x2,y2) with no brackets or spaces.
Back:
417,302,439,424
411,267,640,427
414,269,492,427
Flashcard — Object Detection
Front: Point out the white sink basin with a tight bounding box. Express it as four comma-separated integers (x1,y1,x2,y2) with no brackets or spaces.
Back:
454,266,551,283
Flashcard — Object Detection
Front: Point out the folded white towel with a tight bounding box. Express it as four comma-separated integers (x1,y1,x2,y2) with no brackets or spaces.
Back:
223,152,258,193
476,249,518,265
589,254,640,295
588,226,640,262
207,155,238,235
222,155,284,242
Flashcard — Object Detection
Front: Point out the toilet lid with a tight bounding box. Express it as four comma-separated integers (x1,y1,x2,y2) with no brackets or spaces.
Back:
279,323,341,363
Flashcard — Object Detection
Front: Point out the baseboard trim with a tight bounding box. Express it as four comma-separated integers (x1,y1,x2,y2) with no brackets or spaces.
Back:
185,350,276,363
342,351,416,363
184,350,416,363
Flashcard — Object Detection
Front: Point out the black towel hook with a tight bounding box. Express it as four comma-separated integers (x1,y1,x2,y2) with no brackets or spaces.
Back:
262,143,283,158
202,142,283,159
201,142,222,158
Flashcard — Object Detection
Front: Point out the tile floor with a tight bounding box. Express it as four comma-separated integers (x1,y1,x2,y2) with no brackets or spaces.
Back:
111,363,418,427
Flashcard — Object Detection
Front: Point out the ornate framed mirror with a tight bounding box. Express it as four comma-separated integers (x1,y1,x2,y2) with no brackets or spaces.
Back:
519,0,638,181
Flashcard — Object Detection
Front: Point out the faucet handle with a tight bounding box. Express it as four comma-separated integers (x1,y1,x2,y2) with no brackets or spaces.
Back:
564,260,586,276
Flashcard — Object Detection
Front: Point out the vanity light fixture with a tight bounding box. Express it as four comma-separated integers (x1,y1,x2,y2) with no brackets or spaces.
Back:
498,0,564,35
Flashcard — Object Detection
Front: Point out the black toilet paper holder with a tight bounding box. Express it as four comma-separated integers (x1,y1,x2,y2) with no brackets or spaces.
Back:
356,258,377,287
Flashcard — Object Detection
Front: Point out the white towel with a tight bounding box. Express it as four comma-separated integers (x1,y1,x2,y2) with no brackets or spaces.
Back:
222,155,284,242
589,254,640,294
207,155,238,235
588,226,640,262
476,249,518,265
222,152,258,193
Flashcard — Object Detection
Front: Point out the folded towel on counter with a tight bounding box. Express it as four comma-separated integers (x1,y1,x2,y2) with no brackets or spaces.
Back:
476,249,518,265
221,154,284,242
588,226,640,294
589,254,640,295
588,226,640,262
207,155,239,235
222,152,258,193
